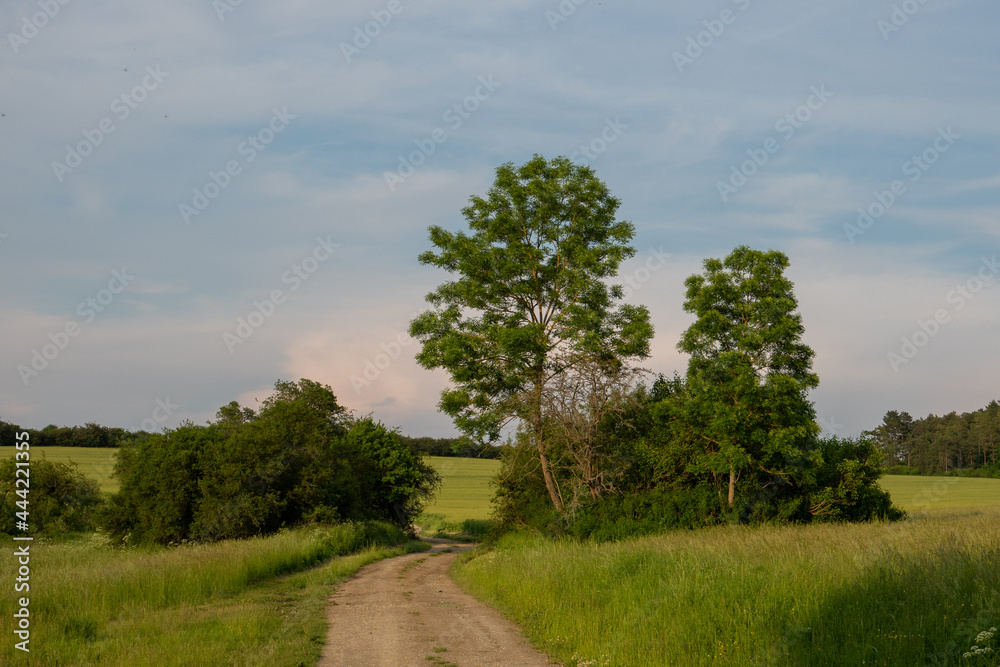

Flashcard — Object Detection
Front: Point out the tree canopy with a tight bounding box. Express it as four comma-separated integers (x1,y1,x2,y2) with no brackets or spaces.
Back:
409,155,653,512
676,245,820,508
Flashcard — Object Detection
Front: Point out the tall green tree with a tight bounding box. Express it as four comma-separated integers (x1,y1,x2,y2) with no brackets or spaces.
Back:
869,410,914,466
971,402,1000,467
409,155,653,512
677,245,819,508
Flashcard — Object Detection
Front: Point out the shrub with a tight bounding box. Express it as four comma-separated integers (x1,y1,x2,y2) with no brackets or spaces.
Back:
335,418,441,527
490,442,561,535
803,437,905,522
0,458,103,535
101,423,215,544
102,379,441,545
563,485,725,541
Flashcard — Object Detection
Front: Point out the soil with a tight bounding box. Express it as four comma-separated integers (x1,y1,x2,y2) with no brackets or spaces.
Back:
318,538,557,667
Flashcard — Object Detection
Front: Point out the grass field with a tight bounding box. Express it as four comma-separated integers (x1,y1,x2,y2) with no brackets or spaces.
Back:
454,509,1000,666
878,474,1000,511
443,470,1000,666
8,447,999,519
0,446,119,493
4,448,999,665
0,523,425,666
416,455,499,535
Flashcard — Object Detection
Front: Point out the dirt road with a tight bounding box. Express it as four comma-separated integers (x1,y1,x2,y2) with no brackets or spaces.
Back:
318,538,557,667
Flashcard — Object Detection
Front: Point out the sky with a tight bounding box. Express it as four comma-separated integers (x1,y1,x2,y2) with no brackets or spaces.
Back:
1,0,998,439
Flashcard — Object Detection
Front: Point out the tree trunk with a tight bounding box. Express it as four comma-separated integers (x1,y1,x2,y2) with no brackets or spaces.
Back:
727,466,736,508
533,379,563,513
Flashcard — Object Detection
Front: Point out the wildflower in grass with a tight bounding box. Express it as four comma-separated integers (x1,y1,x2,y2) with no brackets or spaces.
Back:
962,626,998,664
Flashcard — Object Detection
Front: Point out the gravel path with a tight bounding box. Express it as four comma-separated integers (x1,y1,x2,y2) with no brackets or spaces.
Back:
318,538,557,667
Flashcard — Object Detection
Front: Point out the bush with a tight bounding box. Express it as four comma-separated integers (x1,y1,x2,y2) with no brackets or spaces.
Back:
490,442,561,535
803,437,905,523
0,458,103,535
335,418,440,527
565,485,724,541
102,379,441,545
101,423,214,544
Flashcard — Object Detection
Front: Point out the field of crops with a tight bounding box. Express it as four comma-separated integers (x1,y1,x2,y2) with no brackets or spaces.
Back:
420,455,499,519
878,474,1000,511
0,446,119,493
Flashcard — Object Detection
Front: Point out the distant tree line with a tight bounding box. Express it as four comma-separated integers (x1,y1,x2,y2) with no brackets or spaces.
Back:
0,418,494,459
398,435,502,459
0,421,139,448
866,401,1000,476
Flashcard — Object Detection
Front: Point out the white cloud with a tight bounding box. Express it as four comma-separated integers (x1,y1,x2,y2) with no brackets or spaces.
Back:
2,0,998,438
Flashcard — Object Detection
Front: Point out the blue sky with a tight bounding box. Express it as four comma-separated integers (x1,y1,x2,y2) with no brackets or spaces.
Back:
1,0,997,438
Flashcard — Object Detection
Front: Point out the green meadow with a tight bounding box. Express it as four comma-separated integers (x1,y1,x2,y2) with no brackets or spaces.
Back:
5,448,1000,665
0,446,119,493
0,523,425,666
415,455,499,536
878,474,1000,511
454,508,1000,666
445,469,1000,666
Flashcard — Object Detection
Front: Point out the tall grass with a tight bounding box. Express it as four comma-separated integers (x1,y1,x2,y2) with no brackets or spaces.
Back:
0,522,417,666
453,508,1000,666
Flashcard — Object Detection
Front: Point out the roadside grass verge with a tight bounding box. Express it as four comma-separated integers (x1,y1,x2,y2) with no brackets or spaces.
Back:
453,508,1000,666
0,522,426,666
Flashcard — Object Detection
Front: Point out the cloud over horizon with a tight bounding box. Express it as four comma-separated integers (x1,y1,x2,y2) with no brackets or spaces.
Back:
2,0,997,438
